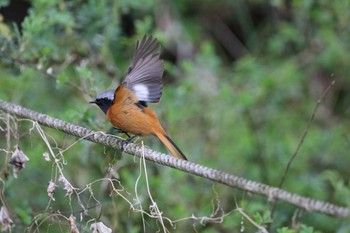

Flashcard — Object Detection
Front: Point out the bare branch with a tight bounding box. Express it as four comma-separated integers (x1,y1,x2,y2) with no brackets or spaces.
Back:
0,99,349,218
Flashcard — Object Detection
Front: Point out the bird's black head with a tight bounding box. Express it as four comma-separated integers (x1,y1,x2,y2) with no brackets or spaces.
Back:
90,89,115,114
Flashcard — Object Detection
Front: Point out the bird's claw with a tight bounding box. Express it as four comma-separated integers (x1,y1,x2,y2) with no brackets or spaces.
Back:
121,135,138,148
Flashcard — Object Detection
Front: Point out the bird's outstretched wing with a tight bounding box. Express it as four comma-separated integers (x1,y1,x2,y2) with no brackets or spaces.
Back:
122,35,164,103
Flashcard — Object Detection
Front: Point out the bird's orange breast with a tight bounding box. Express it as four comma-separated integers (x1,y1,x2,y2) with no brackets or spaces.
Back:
106,85,164,136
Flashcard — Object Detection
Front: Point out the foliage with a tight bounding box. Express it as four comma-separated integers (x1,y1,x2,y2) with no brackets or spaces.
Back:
1,0,350,232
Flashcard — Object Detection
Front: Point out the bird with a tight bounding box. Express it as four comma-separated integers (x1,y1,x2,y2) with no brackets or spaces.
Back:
90,35,187,160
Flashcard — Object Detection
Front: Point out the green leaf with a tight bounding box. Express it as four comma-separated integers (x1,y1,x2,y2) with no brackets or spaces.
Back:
277,227,296,233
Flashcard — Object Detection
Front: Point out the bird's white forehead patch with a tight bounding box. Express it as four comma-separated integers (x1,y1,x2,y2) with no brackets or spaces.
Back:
96,89,115,100
133,84,149,98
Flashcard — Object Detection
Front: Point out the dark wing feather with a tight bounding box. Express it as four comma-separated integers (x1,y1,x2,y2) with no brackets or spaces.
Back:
123,35,164,103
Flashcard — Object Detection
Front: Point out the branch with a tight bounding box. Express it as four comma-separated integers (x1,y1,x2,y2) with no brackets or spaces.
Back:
0,99,349,218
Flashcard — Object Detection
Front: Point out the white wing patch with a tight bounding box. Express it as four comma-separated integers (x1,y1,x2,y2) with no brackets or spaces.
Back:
132,84,149,101
123,36,163,103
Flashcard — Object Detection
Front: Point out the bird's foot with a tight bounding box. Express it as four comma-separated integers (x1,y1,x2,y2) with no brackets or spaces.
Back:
121,135,139,150
124,135,138,144
113,127,138,147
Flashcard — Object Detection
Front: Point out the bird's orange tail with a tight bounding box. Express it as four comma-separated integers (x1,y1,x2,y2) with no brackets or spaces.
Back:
155,132,187,160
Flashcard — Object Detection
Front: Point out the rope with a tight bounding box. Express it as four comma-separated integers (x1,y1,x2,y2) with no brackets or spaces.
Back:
0,99,348,218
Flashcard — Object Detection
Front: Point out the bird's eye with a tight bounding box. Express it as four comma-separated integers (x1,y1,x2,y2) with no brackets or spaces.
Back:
104,97,113,102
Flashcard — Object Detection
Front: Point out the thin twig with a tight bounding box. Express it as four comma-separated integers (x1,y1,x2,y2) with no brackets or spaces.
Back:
277,80,335,189
270,80,335,222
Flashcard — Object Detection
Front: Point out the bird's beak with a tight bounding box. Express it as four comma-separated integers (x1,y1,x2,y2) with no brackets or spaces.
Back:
89,100,96,104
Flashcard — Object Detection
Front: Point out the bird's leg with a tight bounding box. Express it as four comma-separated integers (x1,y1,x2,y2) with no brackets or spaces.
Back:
124,135,138,143
113,127,138,145
124,132,132,139
113,127,126,134
121,135,139,150
113,127,132,138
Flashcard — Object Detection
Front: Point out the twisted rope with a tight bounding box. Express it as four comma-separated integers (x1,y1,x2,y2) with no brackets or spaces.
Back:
0,99,349,218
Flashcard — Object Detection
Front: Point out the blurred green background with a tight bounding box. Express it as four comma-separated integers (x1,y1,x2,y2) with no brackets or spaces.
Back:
0,0,350,232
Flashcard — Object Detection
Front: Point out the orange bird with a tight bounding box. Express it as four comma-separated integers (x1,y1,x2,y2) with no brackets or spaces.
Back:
90,35,187,160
